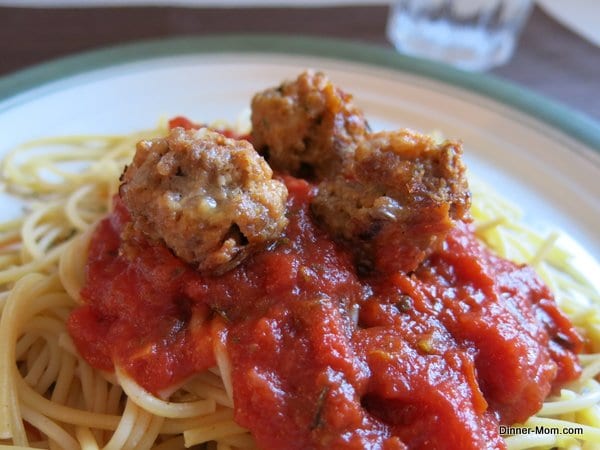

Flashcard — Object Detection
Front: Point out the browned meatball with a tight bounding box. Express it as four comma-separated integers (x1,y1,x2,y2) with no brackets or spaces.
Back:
119,127,288,273
311,129,470,273
251,70,368,179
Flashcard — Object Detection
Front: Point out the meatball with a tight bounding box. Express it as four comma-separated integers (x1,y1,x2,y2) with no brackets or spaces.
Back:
311,129,470,273
251,70,368,179
119,127,289,273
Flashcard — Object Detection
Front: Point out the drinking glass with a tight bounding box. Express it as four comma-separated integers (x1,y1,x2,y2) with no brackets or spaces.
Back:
386,0,533,71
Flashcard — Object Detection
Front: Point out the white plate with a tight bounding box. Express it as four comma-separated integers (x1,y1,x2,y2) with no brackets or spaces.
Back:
1,35,599,283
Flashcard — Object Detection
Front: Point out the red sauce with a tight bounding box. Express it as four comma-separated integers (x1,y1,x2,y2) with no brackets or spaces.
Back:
68,177,582,450
167,115,249,140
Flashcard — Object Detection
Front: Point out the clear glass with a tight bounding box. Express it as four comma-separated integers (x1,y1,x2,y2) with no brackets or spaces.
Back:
386,0,533,71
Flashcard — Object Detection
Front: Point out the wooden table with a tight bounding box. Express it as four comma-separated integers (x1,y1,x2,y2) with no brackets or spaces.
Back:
1,4,599,121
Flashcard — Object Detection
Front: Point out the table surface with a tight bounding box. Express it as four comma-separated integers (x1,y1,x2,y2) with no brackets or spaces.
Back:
0,4,599,123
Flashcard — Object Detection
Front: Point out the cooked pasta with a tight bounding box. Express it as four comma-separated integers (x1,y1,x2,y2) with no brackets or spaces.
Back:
0,121,599,450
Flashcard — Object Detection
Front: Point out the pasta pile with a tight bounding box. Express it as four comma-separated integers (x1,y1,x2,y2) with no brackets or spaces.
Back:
0,123,599,450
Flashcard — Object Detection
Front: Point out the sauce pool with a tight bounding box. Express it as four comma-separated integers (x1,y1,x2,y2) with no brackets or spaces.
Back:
68,176,582,450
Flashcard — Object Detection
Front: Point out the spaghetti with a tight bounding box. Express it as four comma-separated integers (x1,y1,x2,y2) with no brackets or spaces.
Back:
0,121,599,450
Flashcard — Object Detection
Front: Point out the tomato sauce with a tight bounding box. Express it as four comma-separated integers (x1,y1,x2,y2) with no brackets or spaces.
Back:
68,177,582,450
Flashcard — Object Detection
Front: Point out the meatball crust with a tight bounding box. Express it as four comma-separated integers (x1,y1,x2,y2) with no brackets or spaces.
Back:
311,129,470,273
251,70,368,179
119,127,288,272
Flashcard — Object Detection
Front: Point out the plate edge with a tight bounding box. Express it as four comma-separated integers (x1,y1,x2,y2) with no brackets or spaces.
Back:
0,34,599,153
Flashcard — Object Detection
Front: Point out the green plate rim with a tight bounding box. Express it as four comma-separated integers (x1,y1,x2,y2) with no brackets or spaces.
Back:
0,34,599,152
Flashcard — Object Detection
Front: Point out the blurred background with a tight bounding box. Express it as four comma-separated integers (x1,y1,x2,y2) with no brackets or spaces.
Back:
0,0,598,121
